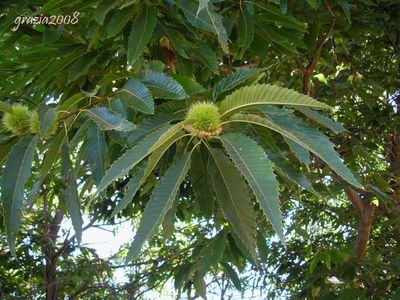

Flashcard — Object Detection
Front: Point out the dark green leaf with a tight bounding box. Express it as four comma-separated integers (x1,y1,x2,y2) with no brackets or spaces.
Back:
221,262,242,291
111,164,146,218
107,6,136,38
95,125,171,196
193,43,219,74
117,79,154,114
209,68,265,100
84,107,135,131
38,104,56,137
61,141,83,243
143,71,187,100
208,149,258,263
86,122,107,185
1,135,37,256
125,152,192,262
128,4,157,64
39,129,65,183
237,6,254,57
95,0,118,25
221,133,284,243
199,230,227,276
284,136,311,167
296,107,346,134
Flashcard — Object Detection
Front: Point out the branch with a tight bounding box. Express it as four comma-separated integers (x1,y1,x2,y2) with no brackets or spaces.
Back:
353,202,374,260
345,187,365,217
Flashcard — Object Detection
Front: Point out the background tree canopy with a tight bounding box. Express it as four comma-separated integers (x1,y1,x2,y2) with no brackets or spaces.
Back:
0,0,399,299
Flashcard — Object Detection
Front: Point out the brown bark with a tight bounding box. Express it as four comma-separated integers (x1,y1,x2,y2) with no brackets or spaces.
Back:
44,208,63,300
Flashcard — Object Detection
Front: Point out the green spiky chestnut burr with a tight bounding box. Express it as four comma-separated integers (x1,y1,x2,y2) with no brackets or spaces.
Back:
2,104,32,135
184,102,222,138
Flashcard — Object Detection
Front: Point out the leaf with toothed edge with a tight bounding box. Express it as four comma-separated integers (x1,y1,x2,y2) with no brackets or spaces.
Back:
111,163,146,218
125,152,192,263
84,107,135,131
95,125,171,197
60,141,83,244
143,71,187,100
220,133,285,243
1,135,37,256
207,148,258,263
219,84,332,117
127,4,157,64
117,79,154,114
229,112,363,189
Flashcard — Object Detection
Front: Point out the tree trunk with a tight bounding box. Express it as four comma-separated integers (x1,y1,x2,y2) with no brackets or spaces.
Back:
43,208,63,300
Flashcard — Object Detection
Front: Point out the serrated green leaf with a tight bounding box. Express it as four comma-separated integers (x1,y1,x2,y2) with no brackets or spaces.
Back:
84,107,135,131
39,129,65,183
128,112,184,144
265,149,318,195
60,141,83,243
194,272,207,299
95,125,171,196
171,74,206,96
296,107,346,134
140,124,185,185
95,0,118,25
221,262,242,291
161,25,190,59
143,71,187,100
1,135,37,256
38,104,57,137
37,50,83,88
58,93,87,113
111,164,146,218
193,43,219,74
209,68,265,100
237,6,254,57
231,112,362,189
107,6,136,38
284,136,311,167
221,133,284,243
117,79,154,114
251,2,307,32
86,122,107,185
128,4,157,64
199,230,227,276
219,84,331,118
125,152,192,262
208,148,257,262
0,137,19,165
181,1,228,53
190,149,215,218
162,198,179,239
68,52,98,82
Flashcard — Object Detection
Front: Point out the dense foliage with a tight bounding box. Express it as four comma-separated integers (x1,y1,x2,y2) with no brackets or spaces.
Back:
0,0,399,299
